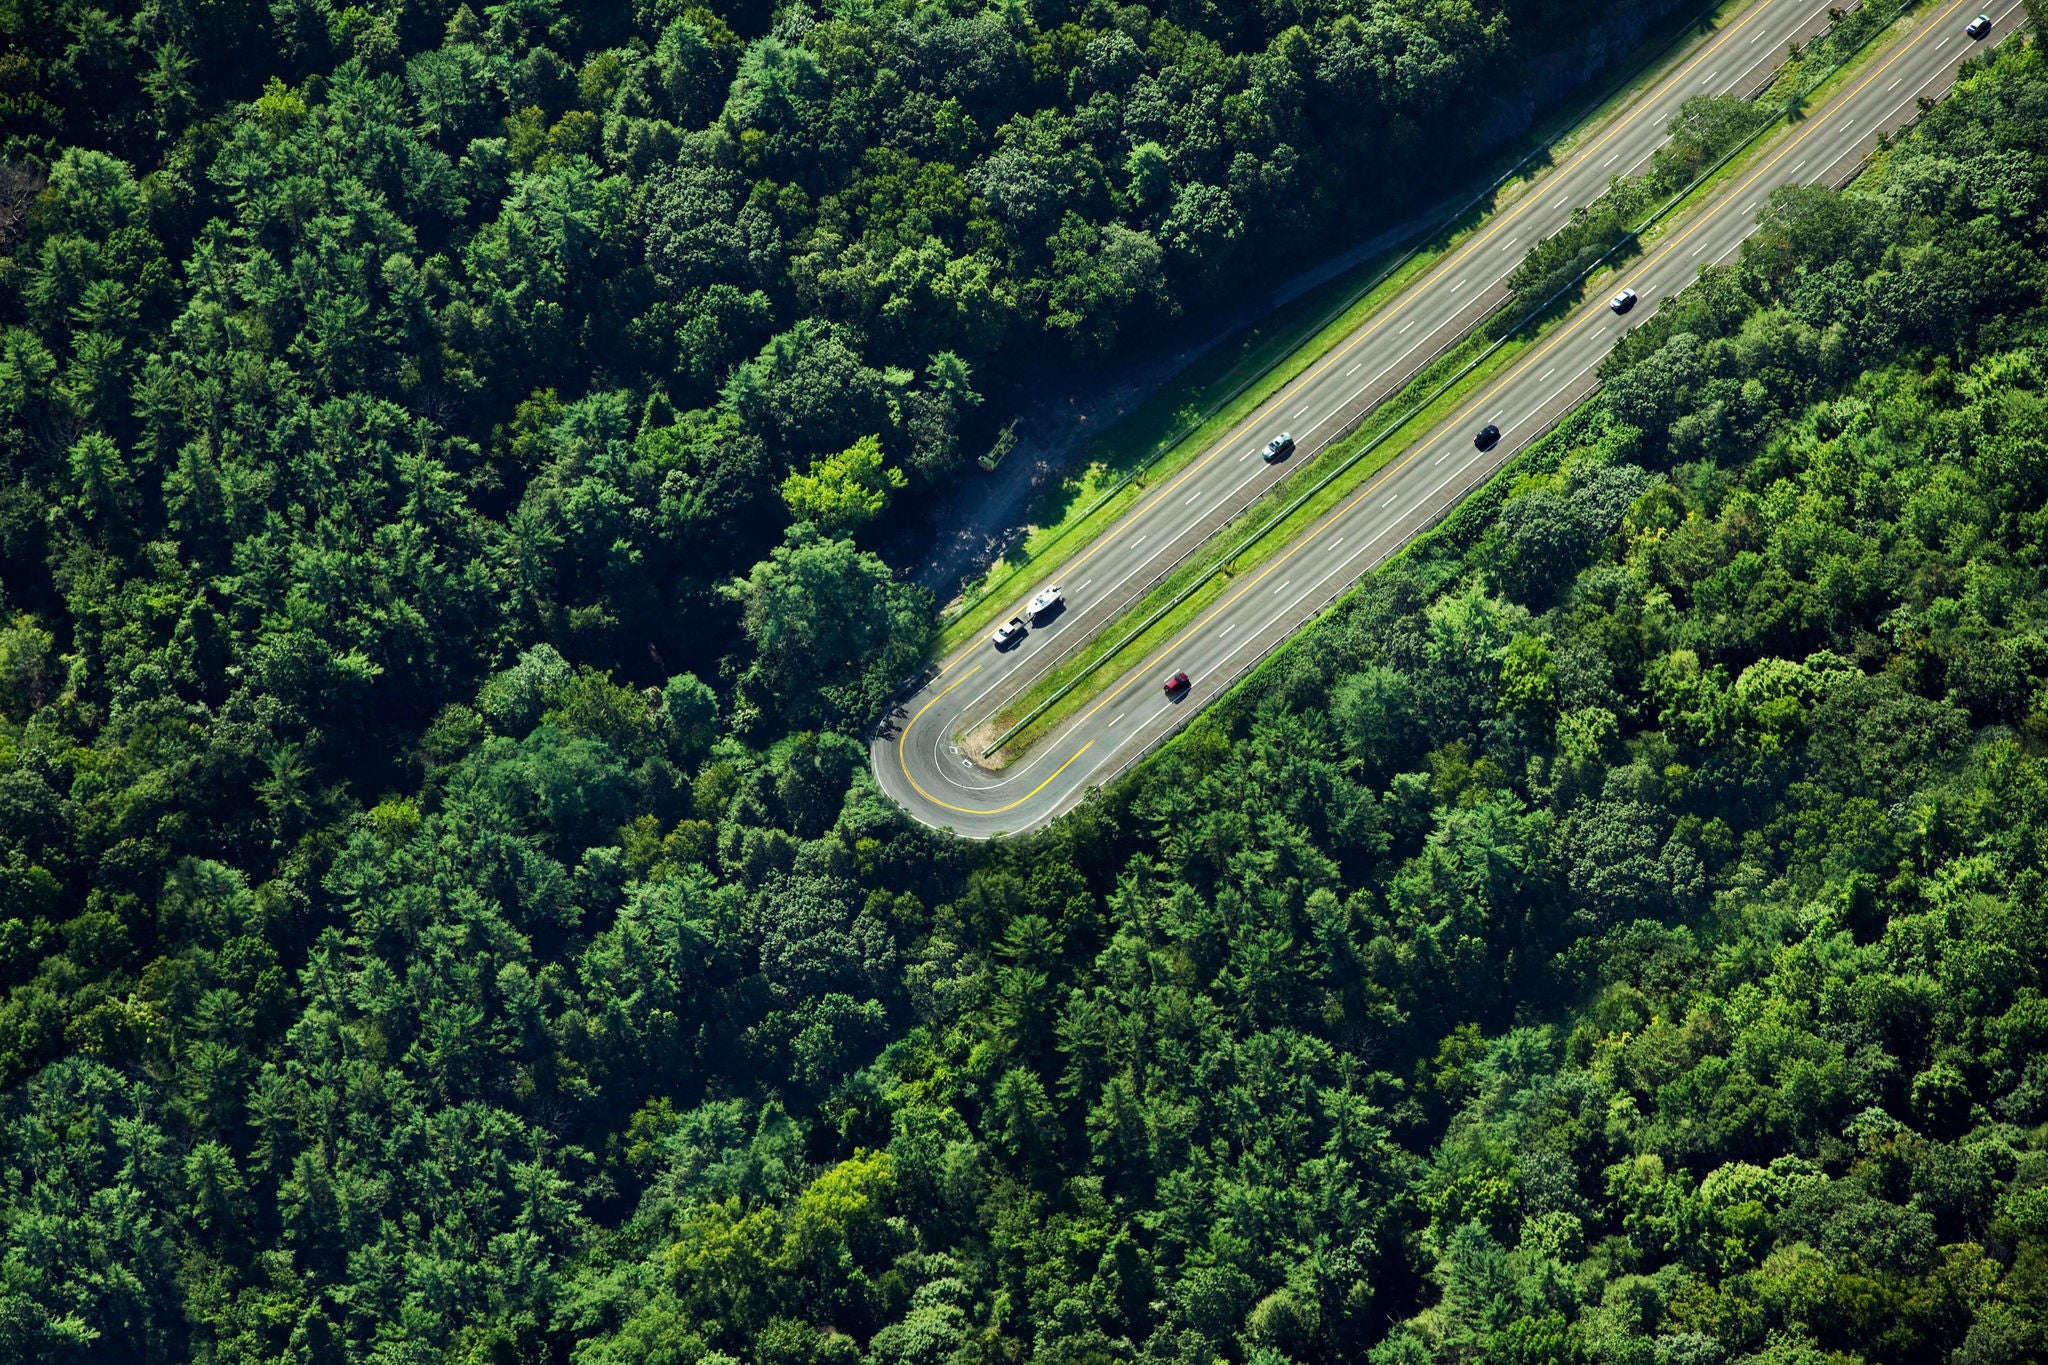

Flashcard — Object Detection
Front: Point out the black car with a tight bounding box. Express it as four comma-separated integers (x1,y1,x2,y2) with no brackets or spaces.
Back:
1967,13,1992,37
1473,423,1501,451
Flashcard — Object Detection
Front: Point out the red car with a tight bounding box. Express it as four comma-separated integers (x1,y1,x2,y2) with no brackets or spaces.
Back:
1163,670,1191,696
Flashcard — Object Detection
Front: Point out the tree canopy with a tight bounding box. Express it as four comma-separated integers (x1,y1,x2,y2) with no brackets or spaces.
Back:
10,0,2048,1363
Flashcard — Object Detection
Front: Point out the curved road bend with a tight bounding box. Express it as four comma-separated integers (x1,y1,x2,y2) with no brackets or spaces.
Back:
878,0,2025,837
897,0,1840,747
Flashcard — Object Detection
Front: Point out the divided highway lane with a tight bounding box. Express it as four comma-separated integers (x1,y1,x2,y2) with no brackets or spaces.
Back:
878,0,2025,837
899,0,1839,761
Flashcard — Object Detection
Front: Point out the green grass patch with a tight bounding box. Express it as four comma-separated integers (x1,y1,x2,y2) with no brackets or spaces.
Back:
976,326,1524,760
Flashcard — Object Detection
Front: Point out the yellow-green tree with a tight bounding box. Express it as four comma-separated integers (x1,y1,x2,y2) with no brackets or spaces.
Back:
780,436,906,535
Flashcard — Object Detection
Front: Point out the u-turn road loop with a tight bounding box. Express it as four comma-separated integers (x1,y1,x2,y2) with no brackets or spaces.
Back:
876,0,2027,838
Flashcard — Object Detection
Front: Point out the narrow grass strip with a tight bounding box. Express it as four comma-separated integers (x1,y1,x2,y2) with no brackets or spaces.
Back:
981,330,1514,758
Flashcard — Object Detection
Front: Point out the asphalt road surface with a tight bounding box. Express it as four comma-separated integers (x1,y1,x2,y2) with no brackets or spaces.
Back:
876,0,2024,838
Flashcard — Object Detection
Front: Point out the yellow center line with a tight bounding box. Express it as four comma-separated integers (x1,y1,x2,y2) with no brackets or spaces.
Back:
933,0,1807,680
894,663,1101,816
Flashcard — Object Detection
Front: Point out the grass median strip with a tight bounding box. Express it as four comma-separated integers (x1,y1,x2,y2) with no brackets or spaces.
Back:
966,0,1927,763
972,327,1514,762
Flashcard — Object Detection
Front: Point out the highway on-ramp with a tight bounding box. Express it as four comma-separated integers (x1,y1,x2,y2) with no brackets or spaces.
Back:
876,0,2025,838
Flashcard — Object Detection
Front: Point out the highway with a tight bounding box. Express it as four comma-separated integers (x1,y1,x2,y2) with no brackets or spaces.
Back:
875,0,2026,838
906,0,1837,734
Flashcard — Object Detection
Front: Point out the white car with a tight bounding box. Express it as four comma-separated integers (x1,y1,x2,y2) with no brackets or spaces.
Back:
1028,585,1064,617
1609,288,1638,314
1967,13,1992,37
991,616,1027,648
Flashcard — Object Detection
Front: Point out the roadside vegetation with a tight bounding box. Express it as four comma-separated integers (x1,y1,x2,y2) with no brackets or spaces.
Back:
1498,0,1906,323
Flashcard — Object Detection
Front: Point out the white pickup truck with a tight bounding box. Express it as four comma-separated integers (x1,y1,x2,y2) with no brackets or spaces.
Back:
990,616,1027,648
1027,585,1064,618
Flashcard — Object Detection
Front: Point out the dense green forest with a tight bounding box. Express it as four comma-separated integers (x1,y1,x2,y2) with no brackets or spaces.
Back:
9,0,2048,1356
